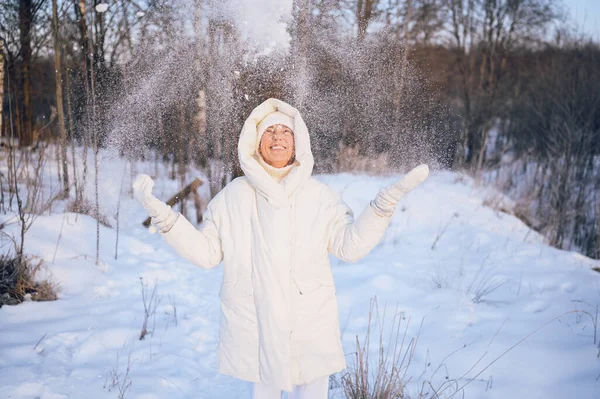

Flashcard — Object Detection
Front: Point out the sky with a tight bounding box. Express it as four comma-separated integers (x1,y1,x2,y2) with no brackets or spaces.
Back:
564,0,600,39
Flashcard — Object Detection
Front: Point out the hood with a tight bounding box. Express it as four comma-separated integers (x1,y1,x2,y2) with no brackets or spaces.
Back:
238,98,314,208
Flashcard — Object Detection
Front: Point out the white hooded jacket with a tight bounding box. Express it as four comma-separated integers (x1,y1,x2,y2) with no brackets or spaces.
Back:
161,98,393,391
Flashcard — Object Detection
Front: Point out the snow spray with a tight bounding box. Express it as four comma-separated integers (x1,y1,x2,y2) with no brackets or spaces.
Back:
95,0,451,172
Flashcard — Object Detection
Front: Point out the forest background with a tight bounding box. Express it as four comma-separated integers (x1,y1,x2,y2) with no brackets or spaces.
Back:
0,0,599,262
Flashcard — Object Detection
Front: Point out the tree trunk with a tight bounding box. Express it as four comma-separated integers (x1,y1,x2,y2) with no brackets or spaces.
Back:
195,89,207,167
93,0,106,72
53,0,70,197
75,0,91,198
596,190,600,259
552,153,571,249
572,155,593,255
0,42,4,143
193,0,207,168
357,0,375,42
178,105,187,217
65,64,80,200
19,0,34,147
76,0,92,91
291,0,310,108
397,0,413,95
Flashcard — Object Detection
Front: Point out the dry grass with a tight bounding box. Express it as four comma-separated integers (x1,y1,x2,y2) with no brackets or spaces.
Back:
339,297,423,399
66,197,112,228
0,254,58,306
482,191,540,232
104,343,134,399
139,277,161,340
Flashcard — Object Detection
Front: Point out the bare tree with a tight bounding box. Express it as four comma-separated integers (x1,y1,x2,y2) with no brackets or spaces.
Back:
445,0,560,170
74,0,91,199
75,0,91,90
19,0,35,146
52,0,69,197
0,41,4,142
0,0,48,147
205,18,240,197
356,0,381,42
5,64,58,258
65,61,80,200
411,0,446,45
507,42,600,258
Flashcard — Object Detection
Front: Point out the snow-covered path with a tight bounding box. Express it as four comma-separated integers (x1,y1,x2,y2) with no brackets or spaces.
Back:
1,161,599,399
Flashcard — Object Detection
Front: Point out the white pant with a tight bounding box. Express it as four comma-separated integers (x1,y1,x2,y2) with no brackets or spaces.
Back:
252,375,329,399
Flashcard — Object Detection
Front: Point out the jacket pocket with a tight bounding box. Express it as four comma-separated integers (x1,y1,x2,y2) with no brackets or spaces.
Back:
293,275,336,295
293,274,338,325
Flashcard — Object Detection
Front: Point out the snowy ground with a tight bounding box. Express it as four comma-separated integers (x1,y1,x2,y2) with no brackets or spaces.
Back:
1,149,599,399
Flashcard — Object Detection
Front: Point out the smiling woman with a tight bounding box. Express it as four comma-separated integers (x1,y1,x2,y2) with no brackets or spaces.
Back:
132,98,430,399
257,112,296,168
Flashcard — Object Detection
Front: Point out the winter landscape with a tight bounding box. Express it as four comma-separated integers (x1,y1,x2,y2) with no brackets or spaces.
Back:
1,0,599,399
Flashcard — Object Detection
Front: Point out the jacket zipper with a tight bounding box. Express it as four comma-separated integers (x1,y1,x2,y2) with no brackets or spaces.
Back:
289,197,302,383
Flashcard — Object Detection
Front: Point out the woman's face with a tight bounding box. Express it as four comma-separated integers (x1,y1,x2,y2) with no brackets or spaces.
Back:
259,124,295,168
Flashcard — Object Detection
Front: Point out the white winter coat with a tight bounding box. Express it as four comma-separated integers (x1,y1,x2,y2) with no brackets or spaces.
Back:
162,98,392,391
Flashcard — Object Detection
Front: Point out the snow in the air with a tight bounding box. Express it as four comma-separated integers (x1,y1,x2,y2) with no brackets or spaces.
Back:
0,149,598,399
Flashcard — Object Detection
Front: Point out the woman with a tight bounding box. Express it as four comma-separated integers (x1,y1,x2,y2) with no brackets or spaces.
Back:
133,98,429,398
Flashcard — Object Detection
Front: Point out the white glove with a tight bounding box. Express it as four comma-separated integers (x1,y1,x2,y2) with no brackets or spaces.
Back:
132,174,179,233
371,164,429,217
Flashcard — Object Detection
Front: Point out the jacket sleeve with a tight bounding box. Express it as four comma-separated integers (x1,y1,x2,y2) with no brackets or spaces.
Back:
327,191,392,263
160,193,224,269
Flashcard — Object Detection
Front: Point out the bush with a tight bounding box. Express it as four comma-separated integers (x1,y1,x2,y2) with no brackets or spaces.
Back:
339,298,422,399
0,254,58,307
66,197,112,228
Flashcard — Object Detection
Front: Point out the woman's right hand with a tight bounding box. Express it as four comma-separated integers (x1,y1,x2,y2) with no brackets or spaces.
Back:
132,174,178,233
133,174,155,204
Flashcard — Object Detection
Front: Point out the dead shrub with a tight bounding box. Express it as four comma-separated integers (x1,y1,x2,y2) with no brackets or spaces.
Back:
482,191,540,231
33,280,59,301
139,277,161,340
339,297,423,399
0,254,58,307
66,197,112,228
512,199,540,231
104,342,134,399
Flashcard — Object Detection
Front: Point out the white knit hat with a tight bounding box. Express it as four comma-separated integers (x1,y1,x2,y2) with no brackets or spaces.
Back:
255,111,295,155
